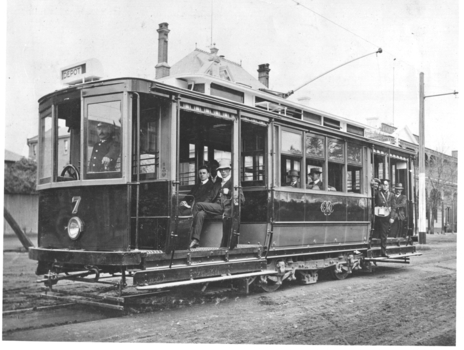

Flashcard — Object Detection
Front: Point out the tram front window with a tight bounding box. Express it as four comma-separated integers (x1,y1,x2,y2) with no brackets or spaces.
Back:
38,113,52,184
86,100,122,179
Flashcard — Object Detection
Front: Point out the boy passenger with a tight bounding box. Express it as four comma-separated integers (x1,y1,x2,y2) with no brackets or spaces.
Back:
180,165,214,208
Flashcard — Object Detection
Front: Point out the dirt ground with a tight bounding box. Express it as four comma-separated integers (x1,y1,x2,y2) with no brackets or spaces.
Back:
2,233,458,345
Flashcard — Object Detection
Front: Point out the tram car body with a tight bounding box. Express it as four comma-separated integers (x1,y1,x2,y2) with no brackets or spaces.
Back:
29,28,419,294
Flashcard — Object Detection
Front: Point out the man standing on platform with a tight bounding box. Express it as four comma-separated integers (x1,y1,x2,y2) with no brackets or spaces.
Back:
390,183,407,238
374,179,395,257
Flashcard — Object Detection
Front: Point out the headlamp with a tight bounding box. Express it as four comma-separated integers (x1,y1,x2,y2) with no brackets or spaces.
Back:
67,217,84,240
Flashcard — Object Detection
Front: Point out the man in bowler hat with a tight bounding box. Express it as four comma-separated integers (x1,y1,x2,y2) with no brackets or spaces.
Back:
287,170,300,188
307,168,323,190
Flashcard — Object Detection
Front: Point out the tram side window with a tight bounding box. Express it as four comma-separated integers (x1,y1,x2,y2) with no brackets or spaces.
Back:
132,96,160,181
327,138,344,191
180,143,196,185
57,100,81,181
241,123,266,186
281,130,302,187
305,133,325,190
86,100,122,178
347,142,362,193
374,154,384,180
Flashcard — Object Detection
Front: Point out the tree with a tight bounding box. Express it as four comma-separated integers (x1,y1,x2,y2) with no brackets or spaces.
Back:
4,158,37,194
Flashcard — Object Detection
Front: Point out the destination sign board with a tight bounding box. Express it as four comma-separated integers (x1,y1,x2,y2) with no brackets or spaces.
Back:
60,59,103,85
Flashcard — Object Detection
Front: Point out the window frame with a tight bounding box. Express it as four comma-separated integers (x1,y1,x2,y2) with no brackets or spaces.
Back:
83,93,124,180
277,126,366,194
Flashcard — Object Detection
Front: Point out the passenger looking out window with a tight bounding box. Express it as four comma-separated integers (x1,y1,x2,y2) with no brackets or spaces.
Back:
306,168,323,189
305,133,325,190
281,129,302,187
287,170,300,187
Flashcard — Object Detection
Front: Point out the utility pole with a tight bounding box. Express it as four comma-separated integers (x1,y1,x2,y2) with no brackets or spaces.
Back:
418,72,458,244
418,73,426,244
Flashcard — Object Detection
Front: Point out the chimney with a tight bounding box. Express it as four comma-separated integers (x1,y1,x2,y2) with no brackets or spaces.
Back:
155,22,170,79
257,63,270,88
452,150,458,158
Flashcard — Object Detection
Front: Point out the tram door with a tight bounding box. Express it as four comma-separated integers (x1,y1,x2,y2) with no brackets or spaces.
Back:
173,110,234,250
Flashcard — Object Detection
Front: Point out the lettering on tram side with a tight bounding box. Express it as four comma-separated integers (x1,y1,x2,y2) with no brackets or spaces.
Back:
320,201,334,216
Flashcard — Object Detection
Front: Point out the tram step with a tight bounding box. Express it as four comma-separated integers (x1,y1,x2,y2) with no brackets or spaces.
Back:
364,252,422,261
136,270,277,291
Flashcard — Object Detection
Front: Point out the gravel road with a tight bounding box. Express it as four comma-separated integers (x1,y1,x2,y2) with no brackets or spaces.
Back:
2,233,457,345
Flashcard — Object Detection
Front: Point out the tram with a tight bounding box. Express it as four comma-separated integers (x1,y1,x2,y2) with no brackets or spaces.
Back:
29,23,420,307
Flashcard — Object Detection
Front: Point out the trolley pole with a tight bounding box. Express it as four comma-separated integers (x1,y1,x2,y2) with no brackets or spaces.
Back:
418,72,458,244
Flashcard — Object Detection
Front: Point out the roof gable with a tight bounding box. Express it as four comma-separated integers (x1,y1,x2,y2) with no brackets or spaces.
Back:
170,48,266,90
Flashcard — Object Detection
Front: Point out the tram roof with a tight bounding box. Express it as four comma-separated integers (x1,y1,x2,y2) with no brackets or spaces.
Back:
38,76,415,157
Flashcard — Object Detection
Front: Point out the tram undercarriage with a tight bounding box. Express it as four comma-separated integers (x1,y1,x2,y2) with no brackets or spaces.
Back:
30,235,420,310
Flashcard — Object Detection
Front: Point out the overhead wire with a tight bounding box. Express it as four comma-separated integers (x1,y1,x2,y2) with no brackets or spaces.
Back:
288,0,458,94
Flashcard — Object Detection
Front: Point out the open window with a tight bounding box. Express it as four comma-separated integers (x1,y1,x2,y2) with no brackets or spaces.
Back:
241,122,266,187
347,142,363,193
280,129,302,187
305,133,325,190
56,99,81,181
327,138,344,192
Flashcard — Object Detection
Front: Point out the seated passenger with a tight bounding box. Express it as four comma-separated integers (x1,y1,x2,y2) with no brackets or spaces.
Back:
286,170,300,188
189,160,245,249
89,122,120,172
208,159,222,184
180,165,214,208
307,168,323,190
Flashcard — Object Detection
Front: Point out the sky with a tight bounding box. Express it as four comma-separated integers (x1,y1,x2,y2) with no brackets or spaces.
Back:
3,0,461,157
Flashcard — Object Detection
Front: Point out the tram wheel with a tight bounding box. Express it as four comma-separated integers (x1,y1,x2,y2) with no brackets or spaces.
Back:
257,274,282,292
330,265,349,280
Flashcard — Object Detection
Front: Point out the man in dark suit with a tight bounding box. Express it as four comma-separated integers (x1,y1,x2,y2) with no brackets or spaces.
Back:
180,165,214,208
286,170,300,188
89,122,120,172
208,159,222,184
189,160,245,248
307,168,323,190
390,183,407,238
374,179,395,257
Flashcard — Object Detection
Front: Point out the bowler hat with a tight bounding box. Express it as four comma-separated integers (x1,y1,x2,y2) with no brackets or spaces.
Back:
395,183,404,190
381,179,390,184
309,168,322,175
217,159,231,170
288,170,299,177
